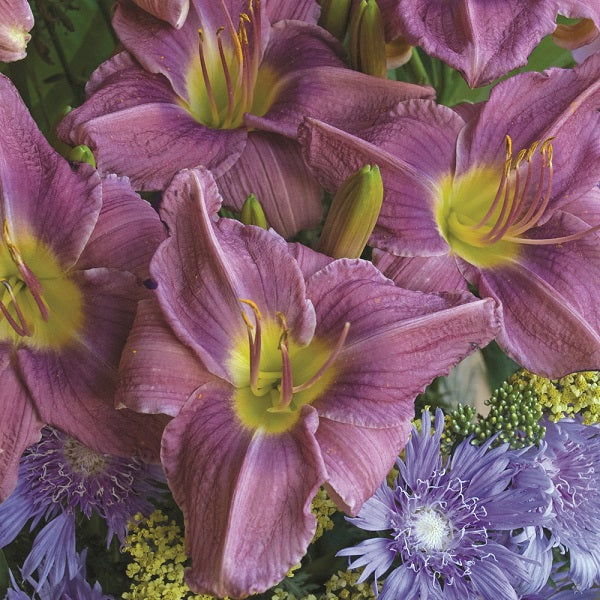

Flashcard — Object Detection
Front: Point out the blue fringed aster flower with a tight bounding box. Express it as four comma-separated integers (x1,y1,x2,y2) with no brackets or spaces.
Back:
512,417,600,593
338,409,549,600
0,426,164,589
6,548,114,600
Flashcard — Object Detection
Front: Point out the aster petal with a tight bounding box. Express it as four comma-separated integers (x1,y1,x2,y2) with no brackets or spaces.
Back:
161,381,327,598
152,169,315,380
394,0,558,87
18,269,165,461
379,563,420,600
307,259,500,426
469,560,519,600
117,298,213,416
373,250,468,293
0,75,101,268
318,418,411,515
0,352,43,500
22,513,78,591
130,0,189,28
75,174,165,280
458,55,600,214
216,132,323,238
470,211,600,377
337,537,396,585
299,105,461,255
0,0,34,62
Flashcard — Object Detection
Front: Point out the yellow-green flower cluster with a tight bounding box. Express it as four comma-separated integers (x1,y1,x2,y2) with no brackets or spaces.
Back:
270,570,377,600
311,488,337,541
322,570,378,600
122,510,210,600
515,370,600,425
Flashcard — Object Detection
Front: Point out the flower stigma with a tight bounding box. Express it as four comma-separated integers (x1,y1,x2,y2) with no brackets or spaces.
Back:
0,218,83,348
230,298,349,434
185,0,279,129
435,135,600,268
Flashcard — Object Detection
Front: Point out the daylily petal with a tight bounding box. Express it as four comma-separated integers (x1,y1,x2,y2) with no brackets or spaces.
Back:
392,0,558,87
287,242,334,280
0,350,43,500
62,98,246,192
117,298,213,417
373,250,469,293
152,169,315,380
307,259,500,426
130,0,189,28
0,0,34,62
75,174,165,280
161,381,327,597
470,211,600,377
0,75,101,268
246,21,433,138
18,269,165,461
299,113,454,255
317,418,412,515
457,55,600,215
265,0,320,23
216,132,323,238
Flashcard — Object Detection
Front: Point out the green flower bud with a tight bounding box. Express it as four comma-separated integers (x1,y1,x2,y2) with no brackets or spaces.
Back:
240,193,269,229
66,144,96,168
318,0,352,41
318,164,383,259
348,0,387,78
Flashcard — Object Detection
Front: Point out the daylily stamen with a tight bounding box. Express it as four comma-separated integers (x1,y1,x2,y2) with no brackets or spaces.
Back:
2,219,49,324
240,298,263,393
216,27,235,127
197,30,220,126
0,279,30,336
277,335,293,410
292,322,350,394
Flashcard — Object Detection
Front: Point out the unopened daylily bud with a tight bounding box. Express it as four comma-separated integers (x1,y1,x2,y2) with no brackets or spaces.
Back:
318,164,383,259
318,0,352,41
66,144,96,168
240,193,269,229
348,0,387,78
553,18,599,50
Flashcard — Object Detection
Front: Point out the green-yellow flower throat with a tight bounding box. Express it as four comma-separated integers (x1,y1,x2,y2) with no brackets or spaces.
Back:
229,298,349,434
435,135,600,268
0,218,82,348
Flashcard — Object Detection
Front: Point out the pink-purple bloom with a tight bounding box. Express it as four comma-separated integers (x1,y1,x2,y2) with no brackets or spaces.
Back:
128,0,189,28
0,0,33,62
377,0,600,87
0,74,166,501
339,409,549,600
57,0,432,237
300,54,600,379
115,167,500,597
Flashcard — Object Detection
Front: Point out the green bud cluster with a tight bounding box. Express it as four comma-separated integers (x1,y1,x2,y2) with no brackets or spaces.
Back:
441,374,545,451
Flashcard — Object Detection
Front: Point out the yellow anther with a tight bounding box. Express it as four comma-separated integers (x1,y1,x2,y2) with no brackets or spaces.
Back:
505,135,513,160
239,298,262,329
525,140,540,162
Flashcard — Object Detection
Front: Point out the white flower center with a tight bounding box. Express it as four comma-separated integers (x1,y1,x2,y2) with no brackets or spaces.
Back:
63,437,108,476
411,507,453,552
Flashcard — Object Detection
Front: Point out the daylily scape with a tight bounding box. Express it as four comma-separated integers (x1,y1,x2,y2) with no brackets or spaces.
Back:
1,1,600,598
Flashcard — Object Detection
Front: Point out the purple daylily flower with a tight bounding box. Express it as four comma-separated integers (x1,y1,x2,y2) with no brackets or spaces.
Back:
57,0,432,238
116,167,500,597
377,0,600,87
0,0,33,62
0,75,167,501
299,54,600,378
